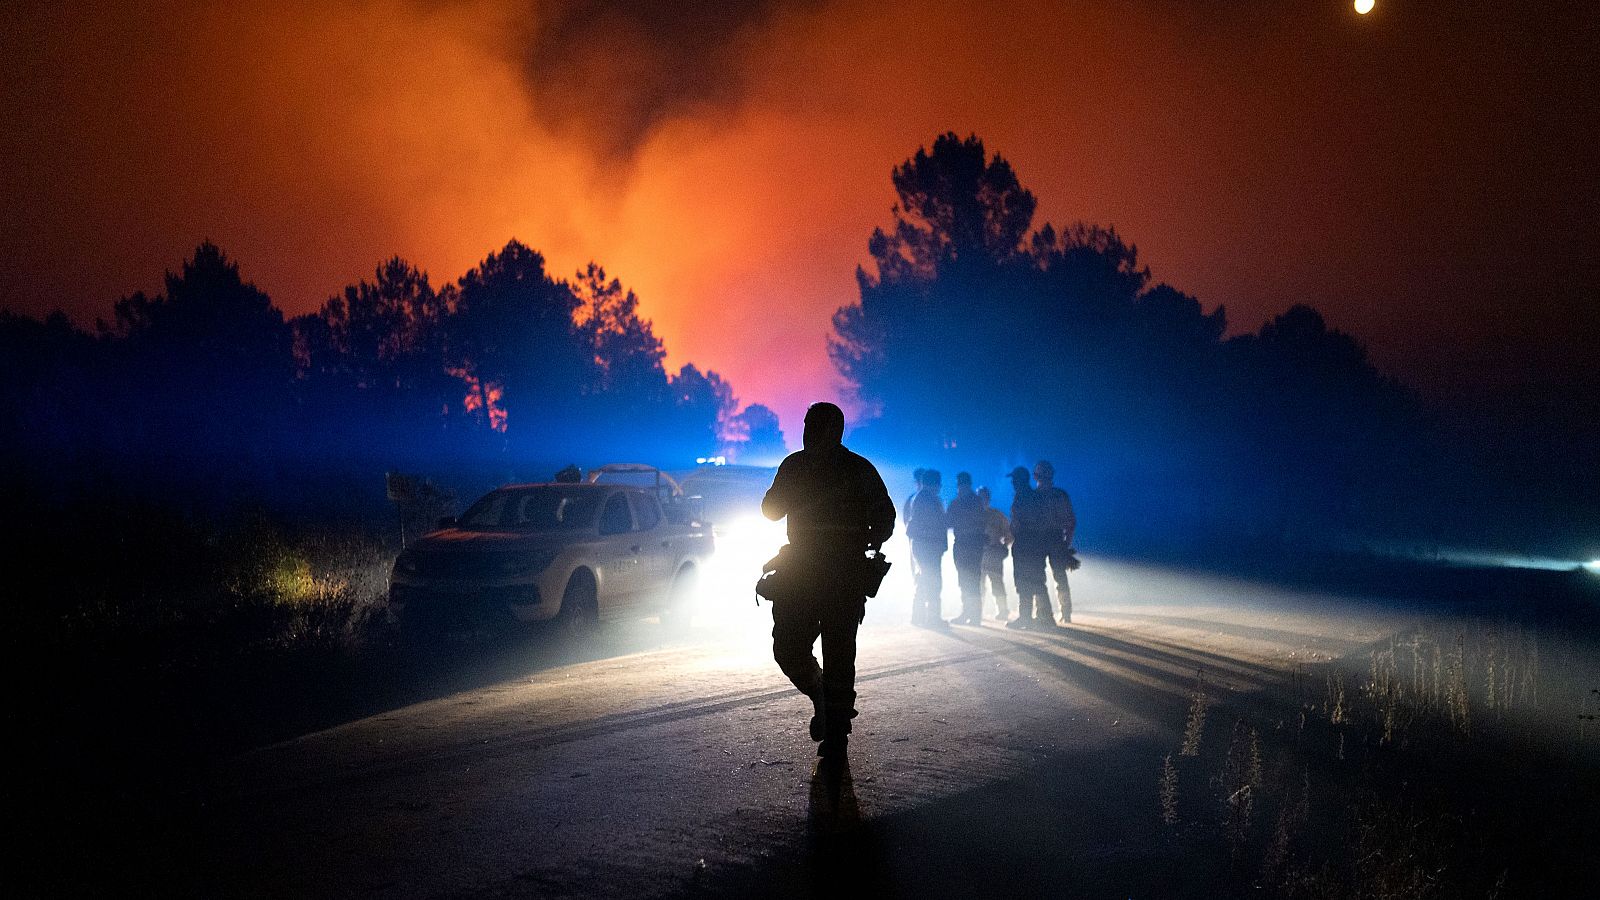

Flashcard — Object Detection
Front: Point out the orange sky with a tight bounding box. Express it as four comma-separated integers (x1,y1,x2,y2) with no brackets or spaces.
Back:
3,0,1595,434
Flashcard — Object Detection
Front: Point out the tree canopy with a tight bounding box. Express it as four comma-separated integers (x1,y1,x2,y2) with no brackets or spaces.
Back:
0,135,1501,550
833,133,1425,546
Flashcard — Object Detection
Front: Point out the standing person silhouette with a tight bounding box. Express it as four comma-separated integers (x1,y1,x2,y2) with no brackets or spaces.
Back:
761,403,896,763
1033,460,1077,624
902,469,926,605
946,472,987,625
1006,466,1058,631
905,468,949,629
978,486,1012,622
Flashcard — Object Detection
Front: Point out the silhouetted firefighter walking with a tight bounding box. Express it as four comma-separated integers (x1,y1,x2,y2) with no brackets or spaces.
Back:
760,403,895,763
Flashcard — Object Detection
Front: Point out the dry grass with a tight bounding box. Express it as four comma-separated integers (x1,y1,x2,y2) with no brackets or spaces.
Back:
1160,754,1179,827
16,493,399,670
1155,614,1599,898
1180,668,1208,757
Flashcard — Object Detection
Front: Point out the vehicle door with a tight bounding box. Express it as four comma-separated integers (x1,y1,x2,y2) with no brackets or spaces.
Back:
628,490,675,607
595,490,644,615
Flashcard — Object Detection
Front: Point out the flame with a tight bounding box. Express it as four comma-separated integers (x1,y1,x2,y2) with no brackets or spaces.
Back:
448,366,507,433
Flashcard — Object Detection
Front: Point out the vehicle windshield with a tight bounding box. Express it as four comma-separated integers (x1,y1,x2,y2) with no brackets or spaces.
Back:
458,486,604,532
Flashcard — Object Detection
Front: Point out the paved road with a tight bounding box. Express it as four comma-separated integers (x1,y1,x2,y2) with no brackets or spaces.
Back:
199,557,1412,897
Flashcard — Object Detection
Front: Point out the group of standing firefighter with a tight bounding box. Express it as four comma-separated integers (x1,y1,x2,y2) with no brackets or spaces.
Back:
904,461,1077,631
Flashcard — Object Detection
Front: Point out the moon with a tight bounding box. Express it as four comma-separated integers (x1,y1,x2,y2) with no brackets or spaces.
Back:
1355,0,1375,13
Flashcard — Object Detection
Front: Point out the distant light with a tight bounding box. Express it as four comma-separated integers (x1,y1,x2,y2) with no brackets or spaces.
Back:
696,455,727,466
1354,0,1374,14
1586,560,1600,573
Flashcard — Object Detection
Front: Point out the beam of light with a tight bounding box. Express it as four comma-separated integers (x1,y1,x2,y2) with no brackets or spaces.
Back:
1585,560,1600,574
1359,540,1597,573
698,513,788,609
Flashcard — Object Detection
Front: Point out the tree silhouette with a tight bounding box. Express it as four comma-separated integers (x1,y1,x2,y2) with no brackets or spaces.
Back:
448,240,586,436
98,242,295,455
0,310,105,462
283,245,737,461
727,403,786,463
668,363,736,455
873,132,1036,278
289,257,466,454
295,257,449,393
572,262,668,405
1032,223,1148,332
1219,304,1419,534
0,162,1521,551
833,134,1426,544
833,133,1043,449
109,242,291,385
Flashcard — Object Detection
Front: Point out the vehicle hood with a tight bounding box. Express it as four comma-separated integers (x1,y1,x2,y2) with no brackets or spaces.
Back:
409,529,580,552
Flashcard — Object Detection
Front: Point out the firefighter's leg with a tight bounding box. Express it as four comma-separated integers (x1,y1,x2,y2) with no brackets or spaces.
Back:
912,542,946,625
772,596,825,737
818,597,865,740
954,540,983,622
986,560,1010,619
1009,546,1039,627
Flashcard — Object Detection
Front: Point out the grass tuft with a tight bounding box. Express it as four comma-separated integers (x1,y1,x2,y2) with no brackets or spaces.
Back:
1180,668,1208,757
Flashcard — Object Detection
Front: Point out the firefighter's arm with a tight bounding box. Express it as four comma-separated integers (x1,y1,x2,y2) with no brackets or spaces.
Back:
761,459,797,521
864,463,896,547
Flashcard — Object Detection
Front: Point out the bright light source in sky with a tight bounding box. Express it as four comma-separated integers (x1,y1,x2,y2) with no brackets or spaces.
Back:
1355,0,1375,14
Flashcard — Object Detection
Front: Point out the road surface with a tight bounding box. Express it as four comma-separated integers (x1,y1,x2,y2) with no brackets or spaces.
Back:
196,553,1420,897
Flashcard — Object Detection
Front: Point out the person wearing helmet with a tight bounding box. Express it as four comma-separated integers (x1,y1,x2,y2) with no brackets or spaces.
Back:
1032,460,1077,624
1006,466,1058,630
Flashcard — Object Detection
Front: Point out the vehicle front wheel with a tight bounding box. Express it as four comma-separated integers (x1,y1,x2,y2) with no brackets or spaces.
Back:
555,571,599,641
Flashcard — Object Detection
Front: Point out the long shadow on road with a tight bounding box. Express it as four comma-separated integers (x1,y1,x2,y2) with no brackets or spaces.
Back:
217,619,701,755
673,613,1600,899
669,624,1267,899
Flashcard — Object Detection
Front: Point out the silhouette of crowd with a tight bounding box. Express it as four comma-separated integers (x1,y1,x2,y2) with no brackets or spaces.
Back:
904,462,1078,630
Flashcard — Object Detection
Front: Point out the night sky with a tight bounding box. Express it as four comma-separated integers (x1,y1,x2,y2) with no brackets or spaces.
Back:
3,0,1595,430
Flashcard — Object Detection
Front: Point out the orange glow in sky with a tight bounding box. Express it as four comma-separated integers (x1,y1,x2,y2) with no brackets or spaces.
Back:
3,0,1595,434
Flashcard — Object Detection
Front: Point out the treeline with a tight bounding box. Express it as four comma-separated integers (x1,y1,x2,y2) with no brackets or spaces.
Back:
2,133,1566,553
1,240,784,514
832,133,1441,551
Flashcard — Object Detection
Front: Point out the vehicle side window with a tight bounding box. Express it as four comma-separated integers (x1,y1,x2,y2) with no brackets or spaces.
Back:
599,493,633,535
630,492,661,531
